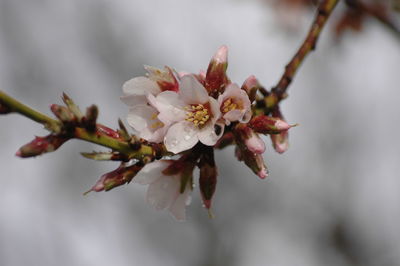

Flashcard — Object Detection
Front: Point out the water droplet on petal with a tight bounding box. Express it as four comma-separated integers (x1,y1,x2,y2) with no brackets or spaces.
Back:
170,138,178,147
184,135,191,140
185,195,192,206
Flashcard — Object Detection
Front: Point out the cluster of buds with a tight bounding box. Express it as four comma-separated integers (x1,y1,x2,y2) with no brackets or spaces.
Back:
5,46,295,221
111,45,296,220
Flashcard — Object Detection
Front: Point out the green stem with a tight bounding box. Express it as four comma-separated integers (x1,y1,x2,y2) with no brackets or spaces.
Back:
0,90,165,161
0,90,61,132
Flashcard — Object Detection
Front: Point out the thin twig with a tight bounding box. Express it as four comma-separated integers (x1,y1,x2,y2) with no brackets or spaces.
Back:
346,0,400,40
0,90,167,161
271,0,339,101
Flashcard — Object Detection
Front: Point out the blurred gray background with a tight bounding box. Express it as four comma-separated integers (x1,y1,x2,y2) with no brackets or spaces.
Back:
1,0,399,265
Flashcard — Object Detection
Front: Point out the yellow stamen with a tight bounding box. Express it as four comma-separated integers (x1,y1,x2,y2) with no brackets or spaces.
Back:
185,104,211,128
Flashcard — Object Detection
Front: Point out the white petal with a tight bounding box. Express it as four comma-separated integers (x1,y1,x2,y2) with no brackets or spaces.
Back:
120,94,148,107
126,105,156,132
134,161,170,185
151,91,186,122
223,109,243,122
122,76,161,95
208,97,221,124
179,75,209,104
164,121,199,154
198,120,224,146
168,185,191,221
146,175,180,210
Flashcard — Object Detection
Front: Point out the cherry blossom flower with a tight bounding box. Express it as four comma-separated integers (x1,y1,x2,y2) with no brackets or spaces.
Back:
122,66,180,142
120,66,178,107
153,75,224,153
133,160,192,221
218,83,252,125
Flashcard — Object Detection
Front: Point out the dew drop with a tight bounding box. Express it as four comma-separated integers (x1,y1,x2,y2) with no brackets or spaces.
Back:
185,195,192,206
184,135,191,140
170,138,178,147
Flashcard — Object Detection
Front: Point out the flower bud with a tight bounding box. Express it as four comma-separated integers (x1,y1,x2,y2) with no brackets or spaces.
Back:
16,135,69,158
235,146,268,179
62,93,83,121
234,124,265,154
241,75,261,102
50,104,75,123
270,130,289,154
249,115,292,134
96,124,121,139
205,45,229,96
199,147,217,209
84,104,98,132
85,164,143,193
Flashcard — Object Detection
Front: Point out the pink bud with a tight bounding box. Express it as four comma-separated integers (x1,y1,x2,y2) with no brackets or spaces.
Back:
17,135,69,158
96,124,121,139
270,130,289,154
241,75,261,102
234,123,266,154
249,115,292,134
86,164,143,193
205,45,230,96
212,45,228,64
245,134,266,154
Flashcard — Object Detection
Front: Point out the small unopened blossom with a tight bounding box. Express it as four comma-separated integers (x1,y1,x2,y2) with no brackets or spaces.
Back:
199,147,217,209
134,160,193,221
86,164,143,193
205,45,229,96
241,75,261,103
235,124,265,154
16,135,69,158
218,83,251,125
235,147,268,179
271,130,289,154
249,115,292,134
155,75,224,153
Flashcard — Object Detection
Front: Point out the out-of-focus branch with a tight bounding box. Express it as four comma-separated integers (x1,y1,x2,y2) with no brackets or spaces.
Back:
0,90,167,161
346,0,400,40
265,0,339,107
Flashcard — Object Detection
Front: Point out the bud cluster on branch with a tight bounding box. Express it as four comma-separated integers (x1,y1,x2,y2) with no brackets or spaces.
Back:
0,0,342,221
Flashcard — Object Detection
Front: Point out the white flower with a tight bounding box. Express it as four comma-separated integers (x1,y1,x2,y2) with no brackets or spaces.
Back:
153,75,224,153
134,160,191,221
120,66,178,107
218,83,251,125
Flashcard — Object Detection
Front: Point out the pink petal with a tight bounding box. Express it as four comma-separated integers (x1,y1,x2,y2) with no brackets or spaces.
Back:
151,91,186,123
126,105,155,132
146,175,180,210
134,161,170,185
164,121,199,154
168,186,191,221
179,75,209,104
122,77,160,96
198,121,224,146
120,94,148,107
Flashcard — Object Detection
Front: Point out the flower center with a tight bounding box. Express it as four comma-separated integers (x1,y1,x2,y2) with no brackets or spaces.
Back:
150,113,164,129
185,104,210,127
222,98,242,113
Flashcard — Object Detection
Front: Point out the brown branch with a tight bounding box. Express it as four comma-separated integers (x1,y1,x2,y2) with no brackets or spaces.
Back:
271,0,339,102
346,0,400,40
